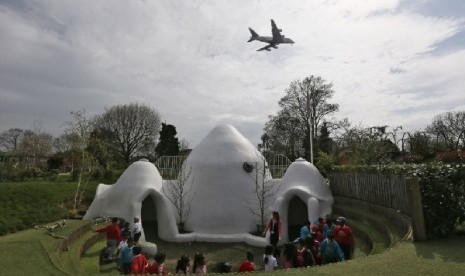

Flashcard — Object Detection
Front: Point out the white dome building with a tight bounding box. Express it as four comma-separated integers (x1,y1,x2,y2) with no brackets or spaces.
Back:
182,124,269,234
270,158,334,241
84,124,333,246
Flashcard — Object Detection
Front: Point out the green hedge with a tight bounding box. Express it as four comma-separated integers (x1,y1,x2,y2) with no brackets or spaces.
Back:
331,163,465,238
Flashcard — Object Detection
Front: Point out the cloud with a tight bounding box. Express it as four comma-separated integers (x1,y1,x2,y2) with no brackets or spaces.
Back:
0,0,464,148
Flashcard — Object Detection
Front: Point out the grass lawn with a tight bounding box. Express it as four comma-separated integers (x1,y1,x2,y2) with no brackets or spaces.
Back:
0,179,99,235
0,219,88,276
2,219,465,275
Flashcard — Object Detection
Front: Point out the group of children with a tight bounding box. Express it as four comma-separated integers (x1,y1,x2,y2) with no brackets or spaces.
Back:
96,215,355,274
296,216,355,265
261,212,355,268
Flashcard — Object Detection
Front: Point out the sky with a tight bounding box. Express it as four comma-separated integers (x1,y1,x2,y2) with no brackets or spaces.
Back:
1,0,465,148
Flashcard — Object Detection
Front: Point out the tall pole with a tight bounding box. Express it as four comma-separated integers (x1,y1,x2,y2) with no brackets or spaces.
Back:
306,89,314,163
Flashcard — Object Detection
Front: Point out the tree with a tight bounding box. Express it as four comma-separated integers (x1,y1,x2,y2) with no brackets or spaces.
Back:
162,162,195,232
264,109,303,160
332,122,400,165
426,111,465,151
155,123,180,157
18,121,52,168
0,128,23,151
63,110,93,211
317,121,333,154
85,129,112,170
93,103,162,165
406,131,434,157
245,154,280,230
53,132,82,172
263,75,339,161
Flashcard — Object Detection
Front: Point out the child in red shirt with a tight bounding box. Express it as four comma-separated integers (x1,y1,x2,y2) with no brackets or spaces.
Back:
146,252,169,275
334,217,355,260
238,251,255,273
96,217,122,259
132,246,148,274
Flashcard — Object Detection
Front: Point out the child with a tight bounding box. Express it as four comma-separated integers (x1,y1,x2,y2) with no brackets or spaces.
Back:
300,220,311,241
323,218,335,239
282,242,296,269
175,254,191,274
133,217,143,244
96,217,121,259
121,221,132,238
295,238,315,267
132,246,148,274
120,237,134,275
193,252,207,274
311,225,324,243
318,233,345,264
334,217,355,260
238,251,255,273
263,245,278,272
117,233,129,271
305,235,321,265
146,252,169,275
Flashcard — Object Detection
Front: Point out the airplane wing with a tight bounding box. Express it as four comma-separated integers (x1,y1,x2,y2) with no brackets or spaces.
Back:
257,44,274,51
271,19,283,43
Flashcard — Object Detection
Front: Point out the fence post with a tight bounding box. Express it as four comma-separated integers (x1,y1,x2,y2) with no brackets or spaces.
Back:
406,178,427,241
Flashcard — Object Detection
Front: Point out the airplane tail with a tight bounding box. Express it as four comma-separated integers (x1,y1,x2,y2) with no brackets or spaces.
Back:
248,28,259,42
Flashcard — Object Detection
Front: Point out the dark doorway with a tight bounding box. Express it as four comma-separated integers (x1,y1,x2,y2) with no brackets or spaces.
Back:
287,196,308,241
141,194,158,242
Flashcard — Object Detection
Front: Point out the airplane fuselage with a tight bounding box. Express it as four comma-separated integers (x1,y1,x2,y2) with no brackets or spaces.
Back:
255,36,294,45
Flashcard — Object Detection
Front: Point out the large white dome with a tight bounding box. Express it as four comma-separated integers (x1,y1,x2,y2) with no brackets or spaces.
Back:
183,124,266,234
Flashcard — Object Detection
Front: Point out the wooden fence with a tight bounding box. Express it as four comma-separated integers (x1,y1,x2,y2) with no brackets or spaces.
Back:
329,173,412,217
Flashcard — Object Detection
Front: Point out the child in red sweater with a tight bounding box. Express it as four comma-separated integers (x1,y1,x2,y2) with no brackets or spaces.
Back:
238,251,255,273
96,217,122,259
334,217,355,260
146,252,169,275
132,246,148,274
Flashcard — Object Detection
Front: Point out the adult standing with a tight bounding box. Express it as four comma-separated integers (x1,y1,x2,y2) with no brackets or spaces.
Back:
263,211,282,252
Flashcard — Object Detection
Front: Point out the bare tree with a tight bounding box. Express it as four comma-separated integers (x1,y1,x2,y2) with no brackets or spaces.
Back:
245,154,280,231
162,162,195,232
264,75,339,160
19,121,52,168
93,103,161,164
0,128,24,151
426,111,465,150
63,110,93,211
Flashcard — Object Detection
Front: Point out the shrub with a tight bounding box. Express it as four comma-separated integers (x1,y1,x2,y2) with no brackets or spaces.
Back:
331,163,465,238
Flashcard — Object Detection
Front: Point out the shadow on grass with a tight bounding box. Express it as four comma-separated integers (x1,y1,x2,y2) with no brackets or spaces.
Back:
413,236,465,263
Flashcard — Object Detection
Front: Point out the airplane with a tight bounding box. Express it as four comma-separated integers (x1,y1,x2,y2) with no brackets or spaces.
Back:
248,19,295,51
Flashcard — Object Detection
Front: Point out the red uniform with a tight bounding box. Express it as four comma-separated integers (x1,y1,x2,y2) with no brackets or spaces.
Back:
309,240,321,265
238,260,255,272
146,261,168,275
96,224,122,243
334,224,355,260
311,225,324,243
334,225,355,247
132,254,148,274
